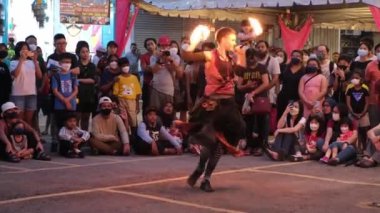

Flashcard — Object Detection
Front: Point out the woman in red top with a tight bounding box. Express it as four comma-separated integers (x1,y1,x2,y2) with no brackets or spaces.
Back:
182,27,245,192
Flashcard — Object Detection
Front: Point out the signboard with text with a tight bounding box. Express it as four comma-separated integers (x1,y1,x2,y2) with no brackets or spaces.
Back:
60,0,110,25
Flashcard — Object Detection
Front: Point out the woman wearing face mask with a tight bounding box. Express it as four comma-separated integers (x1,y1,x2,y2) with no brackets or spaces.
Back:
322,104,358,165
364,43,380,128
349,41,374,77
275,49,288,74
99,54,120,97
264,100,306,160
298,58,328,118
332,55,351,103
9,42,42,127
277,50,305,121
76,43,97,131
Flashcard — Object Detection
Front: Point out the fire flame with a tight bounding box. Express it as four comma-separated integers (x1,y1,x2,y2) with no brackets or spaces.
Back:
190,25,211,44
248,18,263,36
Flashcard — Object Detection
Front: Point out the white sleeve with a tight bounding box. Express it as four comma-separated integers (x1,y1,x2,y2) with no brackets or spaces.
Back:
298,117,307,127
159,126,181,148
78,128,91,141
137,122,153,143
150,55,157,67
270,57,281,75
58,127,72,141
172,55,181,66
9,60,19,72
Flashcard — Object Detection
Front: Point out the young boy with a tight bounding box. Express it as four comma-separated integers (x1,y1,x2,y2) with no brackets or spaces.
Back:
58,113,90,158
346,71,370,152
113,57,141,133
10,122,34,159
135,107,182,156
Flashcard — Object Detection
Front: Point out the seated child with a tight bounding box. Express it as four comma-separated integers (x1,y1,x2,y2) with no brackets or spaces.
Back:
320,117,355,163
10,122,34,159
58,114,90,158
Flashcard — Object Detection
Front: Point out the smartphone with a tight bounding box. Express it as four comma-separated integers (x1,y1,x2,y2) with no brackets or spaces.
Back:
288,100,294,107
163,51,170,56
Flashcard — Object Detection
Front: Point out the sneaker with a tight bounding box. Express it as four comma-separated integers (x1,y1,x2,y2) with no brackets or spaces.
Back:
290,155,304,162
200,179,214,192
187,169,203,187
319,156,329,164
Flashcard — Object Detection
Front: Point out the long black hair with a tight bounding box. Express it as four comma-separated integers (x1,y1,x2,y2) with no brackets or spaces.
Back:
304,114,325,137
286,100,304,127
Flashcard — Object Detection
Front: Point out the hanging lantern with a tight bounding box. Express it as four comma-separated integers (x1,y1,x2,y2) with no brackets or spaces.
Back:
32,0,48,28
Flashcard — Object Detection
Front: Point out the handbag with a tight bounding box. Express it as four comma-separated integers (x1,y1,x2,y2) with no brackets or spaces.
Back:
250,96,271,114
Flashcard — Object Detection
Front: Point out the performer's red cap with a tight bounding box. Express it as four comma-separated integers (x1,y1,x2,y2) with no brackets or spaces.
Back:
158,35,171,46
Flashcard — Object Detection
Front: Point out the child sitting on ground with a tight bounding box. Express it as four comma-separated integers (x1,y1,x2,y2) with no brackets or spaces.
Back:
320,117,355,164
10,122,34,159
58,113,90,158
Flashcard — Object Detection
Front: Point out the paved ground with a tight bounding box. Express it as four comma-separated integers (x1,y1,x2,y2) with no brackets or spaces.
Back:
1,148,380,213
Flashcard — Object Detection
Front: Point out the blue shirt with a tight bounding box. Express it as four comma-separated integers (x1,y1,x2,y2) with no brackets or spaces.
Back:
51,71,78,110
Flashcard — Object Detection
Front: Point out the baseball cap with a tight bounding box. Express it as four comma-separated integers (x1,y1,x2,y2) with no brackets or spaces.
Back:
96,47,106,53
99,96,112,105
158,35,171,46
107,41,118,48
1,102,18,117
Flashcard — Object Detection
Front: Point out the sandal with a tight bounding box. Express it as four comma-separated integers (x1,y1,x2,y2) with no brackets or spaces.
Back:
289,155,304,162
263,148,284,161
34,151,51,161
6,153,20,163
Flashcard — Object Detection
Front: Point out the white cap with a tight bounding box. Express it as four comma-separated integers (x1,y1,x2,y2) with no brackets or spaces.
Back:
96,47,106,53
1,102,17,116
99,96,112,105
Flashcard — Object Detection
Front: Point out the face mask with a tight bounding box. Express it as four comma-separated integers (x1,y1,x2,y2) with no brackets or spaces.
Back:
109,61,118,69
357,49,368,57
12,127,24,135
289,107,299,116
61,63,71,71
340,126,349,133
351,78,360,86
290,57,301,65
100,108,112,116
169,47,178,56
332,113,340,121
317,53,324,61
309,53,317,59
310,123,319,131
305,66,318,74
4,111,18,119
337,65,348,71
377,52,380,61
29,44,37,51
276,56,284,64
122,66,130,74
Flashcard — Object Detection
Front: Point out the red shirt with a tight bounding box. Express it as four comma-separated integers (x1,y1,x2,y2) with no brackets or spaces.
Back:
364,60,380,105
140,53,153,85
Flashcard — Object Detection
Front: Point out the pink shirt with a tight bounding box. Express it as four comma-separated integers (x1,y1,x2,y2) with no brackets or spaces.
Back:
364,60,380,105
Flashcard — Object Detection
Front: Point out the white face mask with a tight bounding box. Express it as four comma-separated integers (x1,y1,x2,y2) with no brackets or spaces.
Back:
289,107,299,116
377,52,380,61
332,113,340,121
309,53,317,59
351,78,360,86
310,123,319,131
122,66,130,73
110,61,118,69
29,44,37,51
60,63,71,72
169,47,178,56
275,56,284,64
357,49,368,57
340,126,349,133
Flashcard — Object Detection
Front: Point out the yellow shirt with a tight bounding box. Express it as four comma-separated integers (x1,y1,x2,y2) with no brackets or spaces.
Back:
113,74,142,100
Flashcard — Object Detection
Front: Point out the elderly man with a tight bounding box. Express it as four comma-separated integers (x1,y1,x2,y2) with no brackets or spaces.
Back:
0,102,51,162
90,97,130,155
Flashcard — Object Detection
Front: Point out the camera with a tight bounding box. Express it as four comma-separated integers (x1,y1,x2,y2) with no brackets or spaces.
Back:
162,51,170,56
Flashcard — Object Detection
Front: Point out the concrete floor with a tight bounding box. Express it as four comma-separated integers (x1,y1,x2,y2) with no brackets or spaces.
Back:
1,151,380,213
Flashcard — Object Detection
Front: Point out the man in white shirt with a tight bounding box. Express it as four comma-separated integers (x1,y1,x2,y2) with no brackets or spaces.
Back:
317,44,337,82
125,43,141,79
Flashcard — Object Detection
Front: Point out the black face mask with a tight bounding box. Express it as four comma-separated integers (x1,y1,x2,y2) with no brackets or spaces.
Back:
290,57,301,65
100,109,112,116
4,111,18,120
12,127,25,135
0,50,8,59
337,65,348,71
305,66,318,74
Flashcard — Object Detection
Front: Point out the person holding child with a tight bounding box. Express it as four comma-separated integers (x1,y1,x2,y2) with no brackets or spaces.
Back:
9,121,34,159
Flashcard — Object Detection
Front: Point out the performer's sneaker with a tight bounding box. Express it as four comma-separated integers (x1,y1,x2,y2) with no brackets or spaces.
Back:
200,179,214,192
187,170,203,187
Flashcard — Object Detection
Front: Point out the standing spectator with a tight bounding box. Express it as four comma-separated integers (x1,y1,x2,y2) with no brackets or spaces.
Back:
346,71,370,152
298,58,328,117
185,57,200,110
149,35,183,110
9,41,42,126
350,41,374,77
354,37,377,61
331,55,351,103
332,52,340,64
90,97,130,155
125,43,141,79
135,107,182,155
97,41,118,74
275,49,288,74
0,102,50,162
171,40,187,121
140,38,157,115
77,43,97,131
364,43,380,127
316,44,336,81
277,50,305,121
99,54,120,97
58,113,90,158
51,53,79,132
47,34,79,75
0,43,10,68
92,47,106,66
0,51,11,108
113,57,141,133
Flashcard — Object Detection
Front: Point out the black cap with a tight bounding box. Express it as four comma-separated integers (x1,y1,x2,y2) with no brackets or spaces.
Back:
144,106,158,115
107,41,118,48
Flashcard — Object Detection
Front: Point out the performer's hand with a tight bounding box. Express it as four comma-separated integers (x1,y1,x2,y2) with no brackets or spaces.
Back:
233,149,245,158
